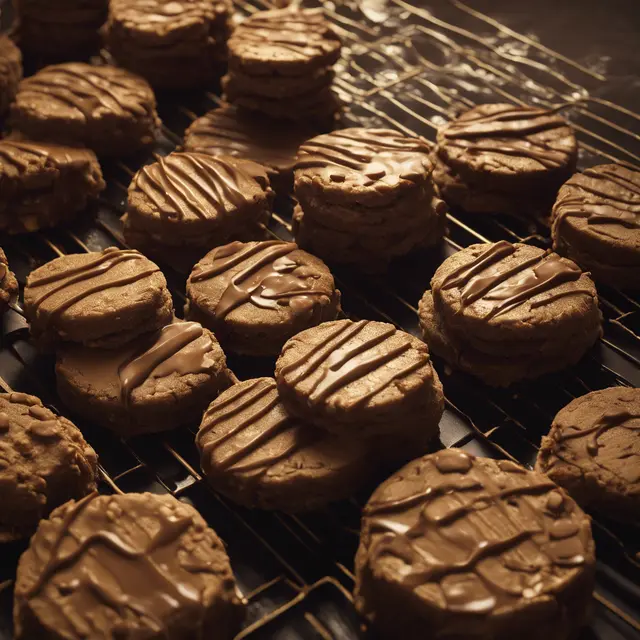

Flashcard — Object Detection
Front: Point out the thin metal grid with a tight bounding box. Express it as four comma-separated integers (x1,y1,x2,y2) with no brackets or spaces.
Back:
0,0,639,638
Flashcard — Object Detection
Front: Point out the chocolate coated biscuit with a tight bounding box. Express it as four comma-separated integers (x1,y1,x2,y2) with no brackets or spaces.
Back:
355,449,595,640
57,319,235,436
10,63,160,157
14,492,244,639
0,140,104,234
197,378,372,511
0,248,19,315
185,240,341,356
537,386,640,522
552,164,640,289
419,241,602,386
0,392,97,541
0,35,22,115
24,247,174,349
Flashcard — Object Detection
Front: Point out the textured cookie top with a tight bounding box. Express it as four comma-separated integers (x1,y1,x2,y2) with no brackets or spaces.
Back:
432,241,598,327
128,152,272,224
360,449,594,614
0,139,102,180
24,247,166,326
57,319,229,407
187,240,338,323
295,128,433,195
14,492,242,639
0,392,97,530
276,319,434,411
538,387,640,500
198,377,367,483
552,164,640,248
0,248,19,303
183,105,314,174
13,63,157,124
436,103,577,177
228,8,341,70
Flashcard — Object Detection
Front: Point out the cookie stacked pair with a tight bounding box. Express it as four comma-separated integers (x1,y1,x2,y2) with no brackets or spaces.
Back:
103,0,233,89
222,7,342,126
22,247,235,436
196,319,444,511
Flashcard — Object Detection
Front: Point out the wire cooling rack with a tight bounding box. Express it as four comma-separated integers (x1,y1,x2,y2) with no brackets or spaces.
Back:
0,0,639,638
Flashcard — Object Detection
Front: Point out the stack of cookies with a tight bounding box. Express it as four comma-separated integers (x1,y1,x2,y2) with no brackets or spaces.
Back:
103,0,233,89
222,7,342,126
293,128,447,271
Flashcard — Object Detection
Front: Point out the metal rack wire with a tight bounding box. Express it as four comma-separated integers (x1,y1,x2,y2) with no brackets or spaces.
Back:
0,0,639,638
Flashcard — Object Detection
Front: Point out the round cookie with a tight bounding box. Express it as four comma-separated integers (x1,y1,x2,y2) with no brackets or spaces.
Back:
537,387,640,523
419,241,602,386
0,35,22,115
57,319,235,436
275,319,444,443
355,449,596,640
185,240,341,356
9,63,160,157
0,248,19,315
13,492,245,640
104,0,232,89
432,103,577,216
551,164,640,289
24,247,174,350
183,104,316,195
122,152,273,255
0,392,97,542
0,139,105,234
197,377,372,511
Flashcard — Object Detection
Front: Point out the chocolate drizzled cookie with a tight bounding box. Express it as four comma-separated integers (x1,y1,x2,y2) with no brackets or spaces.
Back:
0,249,19,316
10,63,160,157
355,449,595,640
14,492,244,639
419,241,601,386
186,240,341,356
537,387,640,522
432,103,577,216
0,35,22,115
552,163,640,288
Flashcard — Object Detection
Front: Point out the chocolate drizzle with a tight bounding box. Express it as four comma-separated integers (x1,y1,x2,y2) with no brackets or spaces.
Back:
198,378,317,475
279,320,429,405
0,140,93,172
28,248,159,321
296,128,431,184
441,104,573,169
134,152,254,220
441,242,587,319
191,241,332,319
18,63,151,121
363,450,590,612
118,321,214,405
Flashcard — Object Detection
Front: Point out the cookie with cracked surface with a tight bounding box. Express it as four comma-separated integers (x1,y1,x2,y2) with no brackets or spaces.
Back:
197,377,372,511
355,448,595,640
432,103,577,216
0,35,22,115
56,319,235,436
185,240,341,356
0,392,97,542
418,241,602,386
0,248,19,315
537,386,640,523
14,492,245,639
9,63,160,156
551,164,640,289
122,151,273,254
24,247,173,350
275,319,444,442
0,140,104,234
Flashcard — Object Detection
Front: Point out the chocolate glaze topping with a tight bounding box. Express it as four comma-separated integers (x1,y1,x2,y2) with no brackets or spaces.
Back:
279,320,429,405
17,63,152,120
191,241,332,319
363,450,591,612
111,0,223,30
0,140,93,171
296,128,432,186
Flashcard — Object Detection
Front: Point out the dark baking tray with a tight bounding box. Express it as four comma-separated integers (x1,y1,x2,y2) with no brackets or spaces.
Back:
1,0,639,638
